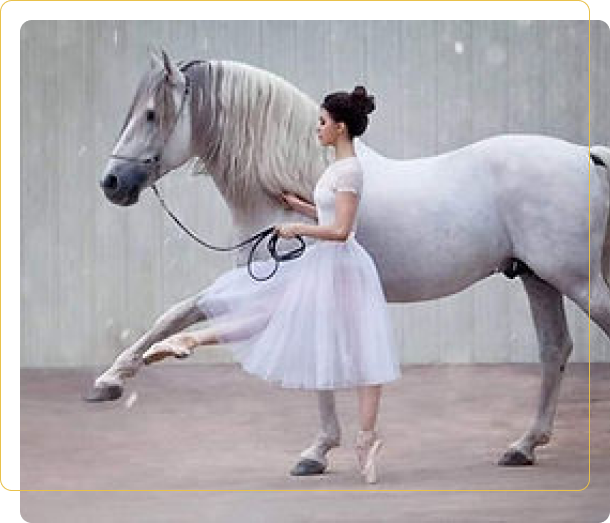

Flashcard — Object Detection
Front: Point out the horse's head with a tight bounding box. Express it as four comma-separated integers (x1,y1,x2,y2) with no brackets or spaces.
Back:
100,49,193,206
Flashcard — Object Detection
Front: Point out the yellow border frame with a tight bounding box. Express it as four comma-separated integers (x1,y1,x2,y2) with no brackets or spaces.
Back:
5,7,610,518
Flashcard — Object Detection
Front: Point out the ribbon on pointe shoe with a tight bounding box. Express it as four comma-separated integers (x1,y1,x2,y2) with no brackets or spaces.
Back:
355,429,383,484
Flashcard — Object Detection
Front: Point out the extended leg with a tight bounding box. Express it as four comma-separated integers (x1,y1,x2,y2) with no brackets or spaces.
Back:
499,273,573,465
84,294,207,401
142,312,270,364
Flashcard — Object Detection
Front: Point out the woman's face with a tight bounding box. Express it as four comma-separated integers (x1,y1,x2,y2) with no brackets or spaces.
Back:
316,108,342,146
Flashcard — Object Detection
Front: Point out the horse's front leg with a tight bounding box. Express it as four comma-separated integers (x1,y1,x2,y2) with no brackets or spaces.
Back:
84,294,207,401
499,274,573,465
290,390,342,476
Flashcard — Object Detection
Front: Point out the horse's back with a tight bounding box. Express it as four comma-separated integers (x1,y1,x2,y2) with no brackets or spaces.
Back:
356,134,597,301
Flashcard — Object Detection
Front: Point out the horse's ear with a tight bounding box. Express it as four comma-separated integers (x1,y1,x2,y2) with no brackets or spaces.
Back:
160,48,183,86
149,46,163,70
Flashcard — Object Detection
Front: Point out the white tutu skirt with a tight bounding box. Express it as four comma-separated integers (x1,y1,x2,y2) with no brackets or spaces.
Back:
196,235,402,389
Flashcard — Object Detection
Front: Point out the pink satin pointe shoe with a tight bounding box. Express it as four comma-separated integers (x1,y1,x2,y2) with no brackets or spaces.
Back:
142,337,194,365
355,429,383,484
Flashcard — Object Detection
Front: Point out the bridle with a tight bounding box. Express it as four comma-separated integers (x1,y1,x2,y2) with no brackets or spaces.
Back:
109,66,193,175
108,62,306,281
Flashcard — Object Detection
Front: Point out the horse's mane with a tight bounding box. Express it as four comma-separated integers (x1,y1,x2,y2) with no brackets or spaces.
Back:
192,60,331,212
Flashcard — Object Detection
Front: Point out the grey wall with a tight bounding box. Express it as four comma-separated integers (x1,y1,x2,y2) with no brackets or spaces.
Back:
21,20,610,367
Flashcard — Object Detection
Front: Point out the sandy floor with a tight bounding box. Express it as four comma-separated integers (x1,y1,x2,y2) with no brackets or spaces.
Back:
20,363,610,522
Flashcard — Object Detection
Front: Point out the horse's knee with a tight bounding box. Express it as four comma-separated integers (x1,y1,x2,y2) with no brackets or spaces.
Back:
583,278,610,337
540,340,573,373
590,294,610,323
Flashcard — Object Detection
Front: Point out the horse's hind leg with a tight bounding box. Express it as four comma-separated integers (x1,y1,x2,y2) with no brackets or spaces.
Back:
564,273,610,340
499,273,573,466
84,294,207,402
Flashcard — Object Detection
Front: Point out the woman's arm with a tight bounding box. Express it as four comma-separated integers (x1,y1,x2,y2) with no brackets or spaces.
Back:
276,191,358,242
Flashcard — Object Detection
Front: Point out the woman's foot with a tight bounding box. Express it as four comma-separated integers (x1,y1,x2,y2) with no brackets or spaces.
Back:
355,429,383,484
142,335,195,365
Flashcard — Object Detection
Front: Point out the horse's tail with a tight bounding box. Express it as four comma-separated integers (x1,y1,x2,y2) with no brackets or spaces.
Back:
591,145,610,284
591,145,610,170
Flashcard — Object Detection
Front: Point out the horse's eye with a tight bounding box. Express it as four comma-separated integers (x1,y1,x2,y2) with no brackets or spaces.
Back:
145,109,156,122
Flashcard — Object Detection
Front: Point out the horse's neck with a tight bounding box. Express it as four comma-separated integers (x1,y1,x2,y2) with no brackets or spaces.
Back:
186,59,326,266
190,60,326,211
233,207,280,236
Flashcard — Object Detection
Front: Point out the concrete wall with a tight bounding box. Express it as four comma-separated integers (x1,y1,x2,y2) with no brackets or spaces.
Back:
20,20,610,367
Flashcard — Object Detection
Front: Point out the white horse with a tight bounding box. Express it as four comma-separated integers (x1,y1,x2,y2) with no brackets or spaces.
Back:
88,50,610,472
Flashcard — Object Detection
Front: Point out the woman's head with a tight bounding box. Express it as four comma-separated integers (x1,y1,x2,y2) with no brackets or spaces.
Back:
317,86,375,146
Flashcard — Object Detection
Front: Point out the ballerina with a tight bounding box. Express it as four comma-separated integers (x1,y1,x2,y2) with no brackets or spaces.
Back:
142,85,401,484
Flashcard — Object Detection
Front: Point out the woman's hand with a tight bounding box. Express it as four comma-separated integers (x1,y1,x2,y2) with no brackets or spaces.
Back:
277,192,292,210
275,223,302,239
278,192,302,210
278,191,318,221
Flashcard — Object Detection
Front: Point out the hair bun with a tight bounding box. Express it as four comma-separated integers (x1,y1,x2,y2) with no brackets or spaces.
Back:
350,85,375,115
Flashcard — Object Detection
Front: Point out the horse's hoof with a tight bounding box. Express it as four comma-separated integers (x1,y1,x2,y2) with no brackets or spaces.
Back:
498,448,534,466
290,459,326,476
82,385,123,402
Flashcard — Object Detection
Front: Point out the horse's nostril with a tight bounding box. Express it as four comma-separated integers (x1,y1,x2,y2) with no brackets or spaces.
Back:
101,174,119,192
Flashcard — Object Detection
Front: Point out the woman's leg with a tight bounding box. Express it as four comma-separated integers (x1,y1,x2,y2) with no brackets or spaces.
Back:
355,384,383,484
357,384,382,431
142,312,269,365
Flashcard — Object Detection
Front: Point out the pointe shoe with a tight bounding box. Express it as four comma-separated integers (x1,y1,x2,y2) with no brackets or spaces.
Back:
355,430,383,484
142,338,193,365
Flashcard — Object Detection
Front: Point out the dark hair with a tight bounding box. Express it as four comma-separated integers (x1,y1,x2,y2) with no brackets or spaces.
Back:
321,85,375,138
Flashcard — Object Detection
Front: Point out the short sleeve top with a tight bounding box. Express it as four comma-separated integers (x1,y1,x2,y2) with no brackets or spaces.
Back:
313,157,363,233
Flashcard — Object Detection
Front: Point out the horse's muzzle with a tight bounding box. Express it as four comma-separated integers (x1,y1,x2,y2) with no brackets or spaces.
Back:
100,163,148,206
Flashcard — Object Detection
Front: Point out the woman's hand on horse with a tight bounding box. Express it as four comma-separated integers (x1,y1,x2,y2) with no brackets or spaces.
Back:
277,192,293,209
279,192,310,210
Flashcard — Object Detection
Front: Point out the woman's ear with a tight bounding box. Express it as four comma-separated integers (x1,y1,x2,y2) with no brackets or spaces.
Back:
337,121,347,135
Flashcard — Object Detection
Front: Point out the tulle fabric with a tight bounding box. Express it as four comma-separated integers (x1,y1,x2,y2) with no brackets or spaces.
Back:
197,236,401,389
195,155,402,389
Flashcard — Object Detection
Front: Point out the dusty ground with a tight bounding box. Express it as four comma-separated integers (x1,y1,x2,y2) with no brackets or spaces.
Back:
20,363,610,522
